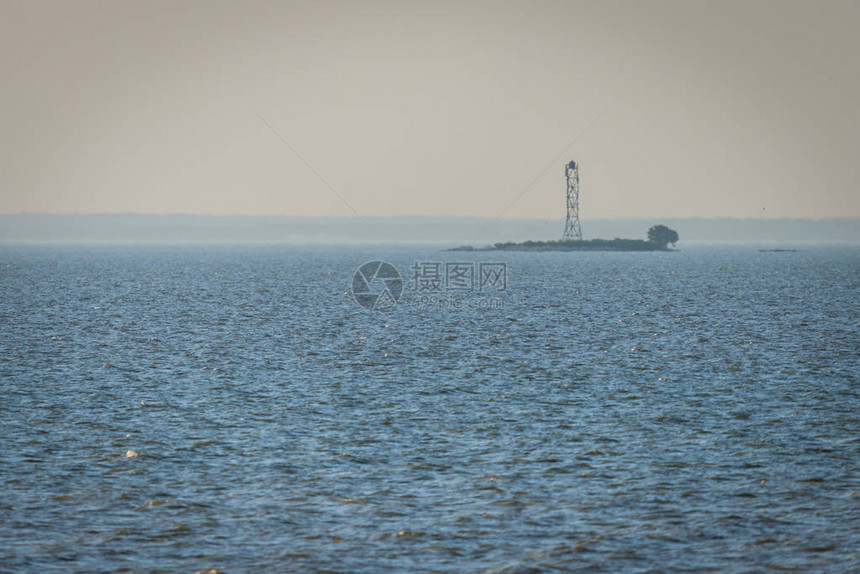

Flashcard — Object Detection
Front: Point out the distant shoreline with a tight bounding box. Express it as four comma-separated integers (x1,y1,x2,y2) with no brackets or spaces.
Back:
0,215,857,245
448,238,672,252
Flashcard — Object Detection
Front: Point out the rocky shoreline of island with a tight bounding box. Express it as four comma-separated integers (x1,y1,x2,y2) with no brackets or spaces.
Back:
447,238,671,252
448,225,680,252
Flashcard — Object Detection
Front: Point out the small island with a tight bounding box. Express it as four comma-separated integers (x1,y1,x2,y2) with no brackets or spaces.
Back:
449,225,680,252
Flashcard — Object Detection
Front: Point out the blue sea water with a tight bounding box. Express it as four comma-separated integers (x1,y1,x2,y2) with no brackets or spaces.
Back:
1,244,858,573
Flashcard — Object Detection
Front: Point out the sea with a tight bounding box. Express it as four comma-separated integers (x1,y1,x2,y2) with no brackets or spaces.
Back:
1,244,858,573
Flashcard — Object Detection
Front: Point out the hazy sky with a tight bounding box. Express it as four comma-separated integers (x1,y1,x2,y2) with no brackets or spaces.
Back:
1,0,858,219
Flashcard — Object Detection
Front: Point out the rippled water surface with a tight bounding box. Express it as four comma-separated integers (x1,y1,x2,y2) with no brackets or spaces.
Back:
1,245,858,572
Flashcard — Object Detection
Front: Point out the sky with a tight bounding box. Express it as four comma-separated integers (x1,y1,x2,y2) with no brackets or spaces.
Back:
1,0,858,220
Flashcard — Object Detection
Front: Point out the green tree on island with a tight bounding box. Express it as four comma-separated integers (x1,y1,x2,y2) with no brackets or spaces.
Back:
647,225,679,248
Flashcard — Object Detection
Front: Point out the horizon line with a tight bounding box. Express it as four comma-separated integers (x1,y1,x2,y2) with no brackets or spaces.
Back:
2,213,859,222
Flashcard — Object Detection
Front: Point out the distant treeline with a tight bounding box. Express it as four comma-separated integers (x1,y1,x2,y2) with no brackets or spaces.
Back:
1,214,858,244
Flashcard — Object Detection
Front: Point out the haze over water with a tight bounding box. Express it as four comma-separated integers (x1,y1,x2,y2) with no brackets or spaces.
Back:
1,244,858,571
